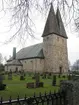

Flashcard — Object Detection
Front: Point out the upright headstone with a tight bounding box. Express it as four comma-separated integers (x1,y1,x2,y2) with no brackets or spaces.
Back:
35,73,40,87
35,73,40,83
0,74,3,85
42,73,46,79
0,73,6,90
20,70,25,80
2,74,5,80
52,75,56,86
47,73,51,79
8,70,12,80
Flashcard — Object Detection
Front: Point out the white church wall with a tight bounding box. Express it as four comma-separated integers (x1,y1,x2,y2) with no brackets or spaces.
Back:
20,58,44,72
5,65,23,72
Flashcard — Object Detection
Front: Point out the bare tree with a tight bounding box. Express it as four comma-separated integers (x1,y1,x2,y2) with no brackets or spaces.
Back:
4,56,7,63
0,53,3,64
1,0,79,43
72,59,79,71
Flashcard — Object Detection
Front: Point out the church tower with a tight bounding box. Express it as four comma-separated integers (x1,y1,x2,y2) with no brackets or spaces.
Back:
42,4,68,73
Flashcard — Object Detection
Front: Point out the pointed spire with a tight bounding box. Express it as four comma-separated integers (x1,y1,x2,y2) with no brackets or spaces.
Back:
56,8,68,38
42,4,60,37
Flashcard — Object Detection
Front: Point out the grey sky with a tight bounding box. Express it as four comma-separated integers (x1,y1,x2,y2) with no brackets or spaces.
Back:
0,4,79,65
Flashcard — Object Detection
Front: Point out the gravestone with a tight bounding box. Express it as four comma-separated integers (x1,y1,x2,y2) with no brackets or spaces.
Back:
8,70,12,80
42,73,46,79
2,74,5,80
47,73,52,79
35,73,40,83
68,74,72,80
35,73,42,87
0,74,3,84
32,72,36,79
0,73,6,90
52,75,56,86
27,73,43,88
20,70,25,80
58,74,61,78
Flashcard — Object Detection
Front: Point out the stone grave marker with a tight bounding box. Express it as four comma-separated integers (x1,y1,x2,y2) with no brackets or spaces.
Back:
20,70,25,80
0,74,3,85
8,70,12,80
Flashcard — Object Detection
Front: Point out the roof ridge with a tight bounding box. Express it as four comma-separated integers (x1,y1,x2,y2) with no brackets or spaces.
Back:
25,43,42,48
17,43,42,54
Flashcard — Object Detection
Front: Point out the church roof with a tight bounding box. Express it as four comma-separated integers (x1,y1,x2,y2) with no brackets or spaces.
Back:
5,59,23,66
42,4,60,37
42,4,68,39
56,8,68,38
8,43,44,61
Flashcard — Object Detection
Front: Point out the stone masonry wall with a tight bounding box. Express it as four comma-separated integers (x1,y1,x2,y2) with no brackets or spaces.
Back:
43,34,68,73
60,80,79,105
5,65,23,72
5,58,44,73
21,58,44,73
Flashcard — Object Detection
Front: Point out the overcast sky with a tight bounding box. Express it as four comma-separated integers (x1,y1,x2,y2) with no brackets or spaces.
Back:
0,4,79,65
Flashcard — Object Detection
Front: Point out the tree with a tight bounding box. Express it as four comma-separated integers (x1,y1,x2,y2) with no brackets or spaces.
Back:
72,59,79,71
68,60,71,71
0,0,79,43
0,64,4,72
4,56,7,63
0,53,3,64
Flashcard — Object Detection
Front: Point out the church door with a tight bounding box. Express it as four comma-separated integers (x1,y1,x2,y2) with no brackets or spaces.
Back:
59,66,62,74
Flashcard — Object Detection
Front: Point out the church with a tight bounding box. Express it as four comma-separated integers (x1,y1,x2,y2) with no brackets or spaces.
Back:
5,4,69,74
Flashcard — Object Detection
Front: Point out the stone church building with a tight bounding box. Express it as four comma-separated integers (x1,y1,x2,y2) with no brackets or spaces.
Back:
5,5,69,74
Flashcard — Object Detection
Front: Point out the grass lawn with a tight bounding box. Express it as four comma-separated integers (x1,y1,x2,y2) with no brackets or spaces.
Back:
0,74,68,100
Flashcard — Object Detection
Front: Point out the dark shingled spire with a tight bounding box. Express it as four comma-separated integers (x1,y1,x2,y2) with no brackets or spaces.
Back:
56,8,68,38
42,4,60,37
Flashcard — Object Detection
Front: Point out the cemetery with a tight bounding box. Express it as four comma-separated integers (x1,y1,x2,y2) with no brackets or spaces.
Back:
0,2,79,105
0,4,69,103
0,71,68,100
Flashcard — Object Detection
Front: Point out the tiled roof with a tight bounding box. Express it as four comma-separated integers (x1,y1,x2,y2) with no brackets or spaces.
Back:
5,59,23,66
8,43,44,61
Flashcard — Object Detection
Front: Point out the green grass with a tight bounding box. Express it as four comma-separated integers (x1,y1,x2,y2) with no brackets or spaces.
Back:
0,74,68,100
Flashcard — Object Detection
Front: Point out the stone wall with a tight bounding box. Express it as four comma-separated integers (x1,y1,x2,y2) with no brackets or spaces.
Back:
60,80,79,105
43,34,68,73
21,58,44,73
5,58,44,73
5,65,23,72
